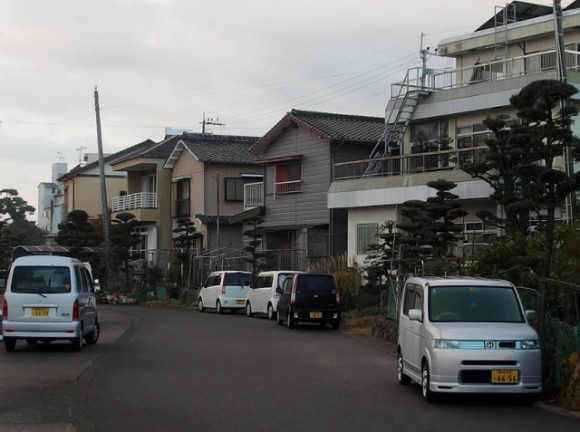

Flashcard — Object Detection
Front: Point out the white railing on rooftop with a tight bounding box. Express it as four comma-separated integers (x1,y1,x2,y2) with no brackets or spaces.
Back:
112,192,157,212
391,49,580,96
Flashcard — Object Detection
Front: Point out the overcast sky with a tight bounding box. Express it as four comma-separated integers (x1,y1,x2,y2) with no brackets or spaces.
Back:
0,0,563,221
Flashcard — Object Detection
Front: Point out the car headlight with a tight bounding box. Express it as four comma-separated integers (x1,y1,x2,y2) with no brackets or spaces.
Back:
433,339,461,349
518,340,541,350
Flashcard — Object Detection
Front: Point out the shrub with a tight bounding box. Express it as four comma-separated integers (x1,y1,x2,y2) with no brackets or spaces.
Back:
334,268,360,311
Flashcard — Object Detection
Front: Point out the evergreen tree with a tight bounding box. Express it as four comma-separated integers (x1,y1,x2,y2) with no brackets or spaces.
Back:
172,217,202,288
55,210,102,258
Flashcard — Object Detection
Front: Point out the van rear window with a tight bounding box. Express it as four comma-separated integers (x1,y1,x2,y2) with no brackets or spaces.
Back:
224,272,252,286
296,275,335,295
11,266,72,294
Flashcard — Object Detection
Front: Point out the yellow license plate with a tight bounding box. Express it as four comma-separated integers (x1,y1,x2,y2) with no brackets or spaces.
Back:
310,312,322,318
491,369,519,383
31,308,49,317
235,300,245,305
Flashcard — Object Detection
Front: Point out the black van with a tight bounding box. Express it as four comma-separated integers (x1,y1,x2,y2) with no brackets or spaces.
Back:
276,273,341,329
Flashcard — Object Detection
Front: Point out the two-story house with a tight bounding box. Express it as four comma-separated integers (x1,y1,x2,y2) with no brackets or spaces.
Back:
163,133,262,252
328,1,580,268
238,109,387,270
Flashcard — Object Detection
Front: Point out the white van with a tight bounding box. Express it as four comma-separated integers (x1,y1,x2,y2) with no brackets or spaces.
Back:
397,276,542,402
2,255,100,352
197,270,253,313
245,270,303,319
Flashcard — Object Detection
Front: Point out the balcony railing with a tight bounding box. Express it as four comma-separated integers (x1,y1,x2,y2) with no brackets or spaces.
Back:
276,180,303,194
244,182,264,210
112,192,157,212
391,49,580,96
334,146,487,180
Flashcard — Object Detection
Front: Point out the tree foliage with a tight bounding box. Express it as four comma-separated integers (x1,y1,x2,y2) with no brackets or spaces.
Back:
242,216,273,279
55,210,102,258
172,217,202,288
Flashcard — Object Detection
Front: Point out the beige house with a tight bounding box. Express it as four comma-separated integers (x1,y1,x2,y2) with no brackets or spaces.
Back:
328,1,580,267
163,133,262,252
57,153,129,222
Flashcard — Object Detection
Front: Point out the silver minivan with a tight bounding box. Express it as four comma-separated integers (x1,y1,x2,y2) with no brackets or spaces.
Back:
197,270,252,313
397,276,542,402
2,255,100,352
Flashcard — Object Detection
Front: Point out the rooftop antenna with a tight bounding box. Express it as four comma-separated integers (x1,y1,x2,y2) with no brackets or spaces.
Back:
420,33,438,89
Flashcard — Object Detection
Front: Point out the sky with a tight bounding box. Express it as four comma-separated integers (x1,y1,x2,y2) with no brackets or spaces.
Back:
0,0,564,222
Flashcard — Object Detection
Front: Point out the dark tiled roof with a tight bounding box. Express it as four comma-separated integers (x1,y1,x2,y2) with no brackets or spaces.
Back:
251,109,386,154
180,133,260,164
105,139,157,166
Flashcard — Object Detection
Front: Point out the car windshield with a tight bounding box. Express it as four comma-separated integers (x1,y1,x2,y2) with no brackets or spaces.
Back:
11,266,72,294
429,285,524,323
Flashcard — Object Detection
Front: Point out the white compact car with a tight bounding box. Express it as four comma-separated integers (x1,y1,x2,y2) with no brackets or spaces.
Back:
397,276,542,402
2,255,100,352
197,270,253,313
245,270,303,320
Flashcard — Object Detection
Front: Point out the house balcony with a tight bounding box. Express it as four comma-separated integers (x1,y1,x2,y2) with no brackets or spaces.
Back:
334,146,486,181
243,182,264,210
112,192,158,221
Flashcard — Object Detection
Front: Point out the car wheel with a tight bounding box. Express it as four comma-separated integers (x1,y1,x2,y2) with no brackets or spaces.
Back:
397,350,411,385
26,339,38,345
216,301,224,314
287,310,295,329
331,319,340,330
85,320,100,345
72,331,83,352
276,310,284,325
246,302,253,317
4,337,16,352
197,298,205,312
267,303,275,320
421,361,435,402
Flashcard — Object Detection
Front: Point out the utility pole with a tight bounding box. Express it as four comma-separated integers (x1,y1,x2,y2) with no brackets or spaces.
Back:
94,87,112,286
200,112,225,134
216,171,220,249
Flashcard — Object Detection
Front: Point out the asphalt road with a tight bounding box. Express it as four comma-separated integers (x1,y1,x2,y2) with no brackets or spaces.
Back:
0,305,579,432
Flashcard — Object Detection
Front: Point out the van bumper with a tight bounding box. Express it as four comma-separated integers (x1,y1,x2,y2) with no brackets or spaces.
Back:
429,348,542,394
2,320,81,339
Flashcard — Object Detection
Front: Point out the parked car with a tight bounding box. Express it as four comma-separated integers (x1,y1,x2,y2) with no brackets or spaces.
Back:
276,273,341,329
197,270,253,314
245,270,303,320
2,255,100,352
397,276,542,402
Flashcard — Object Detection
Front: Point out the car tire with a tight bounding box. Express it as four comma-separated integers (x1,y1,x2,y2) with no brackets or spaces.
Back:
4,337,16,352
287,310,295,329
72,331,83,352
246,302,253,317
216,301,224,314
331,319,340,330
197,298,205,312
397,350,411,385
421,361,436,402
26,339,38,345
267,303,275,320
85,320,100,345
276,310,284,326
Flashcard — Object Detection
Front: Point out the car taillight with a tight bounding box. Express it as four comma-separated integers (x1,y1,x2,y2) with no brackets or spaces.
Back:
221,279,226,294
73,299,79,319
3,299,8,319
335,282,340,305
290,287,296,304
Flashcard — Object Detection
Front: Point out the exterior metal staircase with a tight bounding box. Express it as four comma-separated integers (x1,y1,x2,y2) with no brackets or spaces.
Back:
364,68,430,177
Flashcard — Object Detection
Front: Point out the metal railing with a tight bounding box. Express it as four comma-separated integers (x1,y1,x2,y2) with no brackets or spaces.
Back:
334,146,487,180
391,50,580,96
243,182,264,210
276,180,303,194
112,192,157,212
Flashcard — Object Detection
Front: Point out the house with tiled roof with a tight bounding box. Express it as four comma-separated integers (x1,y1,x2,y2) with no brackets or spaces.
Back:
163,133,262,253
109,136,181,266
235,109,388,269
329,1,580,269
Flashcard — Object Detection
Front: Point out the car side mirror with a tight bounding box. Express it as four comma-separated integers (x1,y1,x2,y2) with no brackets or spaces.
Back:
408,308,423,322
525,310,537,323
